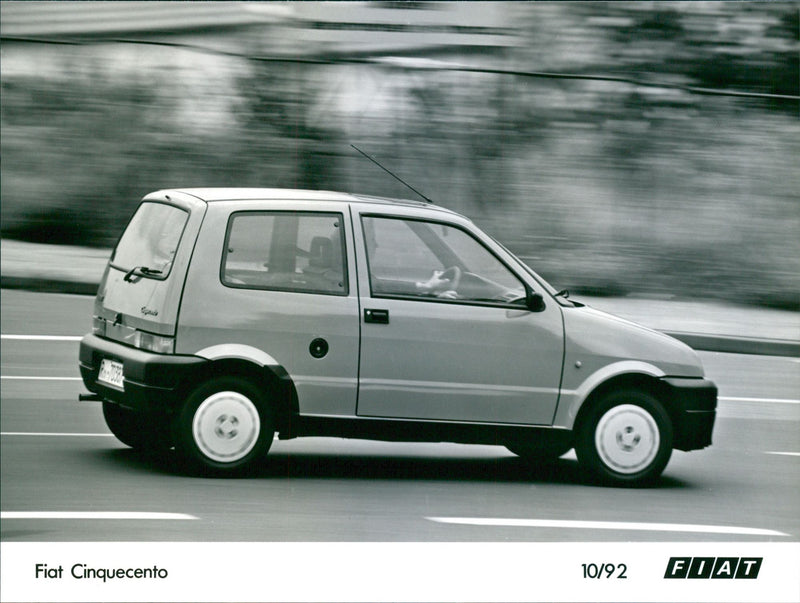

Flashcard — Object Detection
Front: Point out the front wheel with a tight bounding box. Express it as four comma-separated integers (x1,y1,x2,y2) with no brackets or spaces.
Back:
575,390,672,487
173,377,274,475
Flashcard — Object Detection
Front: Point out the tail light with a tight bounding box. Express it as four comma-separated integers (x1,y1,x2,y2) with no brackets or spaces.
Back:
133,331,175,354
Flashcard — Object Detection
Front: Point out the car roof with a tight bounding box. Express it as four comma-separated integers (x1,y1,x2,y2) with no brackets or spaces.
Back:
155,187,461,216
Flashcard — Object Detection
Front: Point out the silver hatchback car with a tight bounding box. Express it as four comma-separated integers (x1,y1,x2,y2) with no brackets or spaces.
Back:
79,188,716,485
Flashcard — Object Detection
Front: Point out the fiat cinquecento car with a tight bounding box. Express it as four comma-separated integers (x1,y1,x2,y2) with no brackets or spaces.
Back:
79,188,716,485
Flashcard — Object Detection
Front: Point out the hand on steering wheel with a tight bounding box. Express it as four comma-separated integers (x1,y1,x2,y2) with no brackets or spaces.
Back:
437,265,462,290
415,265,461,297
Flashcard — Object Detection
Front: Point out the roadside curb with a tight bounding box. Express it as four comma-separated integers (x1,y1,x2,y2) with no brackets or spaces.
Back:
3,275,798,357
664,331,800,358
1,276,99,297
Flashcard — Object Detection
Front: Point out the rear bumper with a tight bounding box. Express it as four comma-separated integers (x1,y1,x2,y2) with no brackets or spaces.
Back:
661,377,717,451
79,333,207,413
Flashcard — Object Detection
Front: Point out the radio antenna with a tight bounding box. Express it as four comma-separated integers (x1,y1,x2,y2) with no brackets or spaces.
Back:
350,144,434,204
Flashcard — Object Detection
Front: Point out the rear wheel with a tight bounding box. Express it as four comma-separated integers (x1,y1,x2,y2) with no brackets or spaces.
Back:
173,377,274,475
576,390,672,487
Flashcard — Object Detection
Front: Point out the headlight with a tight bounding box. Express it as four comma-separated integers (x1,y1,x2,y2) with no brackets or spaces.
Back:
133,331,175,354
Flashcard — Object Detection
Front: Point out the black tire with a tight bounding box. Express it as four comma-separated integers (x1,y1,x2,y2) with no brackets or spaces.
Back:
575,390,672,487
173,377,274,475
103,401,168,451
506,440,572,462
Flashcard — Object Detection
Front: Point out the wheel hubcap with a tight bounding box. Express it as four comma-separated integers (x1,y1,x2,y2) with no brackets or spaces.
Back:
595,404,659,474
193,391,260,463
214,415,239,439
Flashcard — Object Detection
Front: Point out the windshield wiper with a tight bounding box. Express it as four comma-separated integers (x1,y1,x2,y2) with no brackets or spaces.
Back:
556,289,570,298
124,266,163,282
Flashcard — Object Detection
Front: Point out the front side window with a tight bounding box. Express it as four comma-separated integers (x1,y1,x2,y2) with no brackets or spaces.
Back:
362,216,526,305
222,211,347,295
111,202,188,279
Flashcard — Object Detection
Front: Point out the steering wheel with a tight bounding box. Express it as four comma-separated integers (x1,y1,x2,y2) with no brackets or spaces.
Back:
438,265,462,291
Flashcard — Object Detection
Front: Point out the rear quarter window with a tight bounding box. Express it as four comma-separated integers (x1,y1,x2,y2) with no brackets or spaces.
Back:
111,202,189,278
221,211,347,295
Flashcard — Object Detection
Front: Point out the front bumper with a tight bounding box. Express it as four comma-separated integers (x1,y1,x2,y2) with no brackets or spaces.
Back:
661,377,717,451
79,333,207,413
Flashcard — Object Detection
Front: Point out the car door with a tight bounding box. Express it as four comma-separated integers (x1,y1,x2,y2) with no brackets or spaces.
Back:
353,210,564,426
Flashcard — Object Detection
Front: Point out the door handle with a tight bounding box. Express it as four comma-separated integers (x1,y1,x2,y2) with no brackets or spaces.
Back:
364,308,389,324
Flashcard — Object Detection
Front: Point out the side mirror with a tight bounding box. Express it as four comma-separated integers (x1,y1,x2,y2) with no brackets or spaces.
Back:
526,289,546,312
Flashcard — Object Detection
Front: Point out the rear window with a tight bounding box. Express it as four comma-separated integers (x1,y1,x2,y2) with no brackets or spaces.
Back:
111,202,189,278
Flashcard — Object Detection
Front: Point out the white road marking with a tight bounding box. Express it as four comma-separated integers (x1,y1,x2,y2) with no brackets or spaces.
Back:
427,517,789,537
1,511,198,520
1,376,82,381
765,451,800,457
1,432,113,437
720,396,800,404
1,335,82,341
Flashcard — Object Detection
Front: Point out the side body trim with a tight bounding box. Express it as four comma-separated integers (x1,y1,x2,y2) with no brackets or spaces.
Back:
194,344,279,367
294,414,573,447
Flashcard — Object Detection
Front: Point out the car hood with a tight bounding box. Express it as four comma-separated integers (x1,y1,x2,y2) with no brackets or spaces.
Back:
562,303,705,378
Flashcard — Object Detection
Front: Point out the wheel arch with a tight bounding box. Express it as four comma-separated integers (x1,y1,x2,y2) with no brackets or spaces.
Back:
572,372,672,438
187,346,299,436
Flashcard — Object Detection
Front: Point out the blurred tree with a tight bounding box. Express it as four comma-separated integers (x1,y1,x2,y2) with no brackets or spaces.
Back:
609,3,799,110
232,63,346,191
0,72,163,245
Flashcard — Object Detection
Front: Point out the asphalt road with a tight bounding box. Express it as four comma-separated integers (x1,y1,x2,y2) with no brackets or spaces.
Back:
1,290,798,543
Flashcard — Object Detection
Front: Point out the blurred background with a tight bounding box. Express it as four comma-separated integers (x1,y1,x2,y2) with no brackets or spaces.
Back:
1,1,798,309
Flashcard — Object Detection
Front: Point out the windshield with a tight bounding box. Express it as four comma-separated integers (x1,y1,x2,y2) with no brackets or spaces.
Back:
111,202,188,278
486,237,556,291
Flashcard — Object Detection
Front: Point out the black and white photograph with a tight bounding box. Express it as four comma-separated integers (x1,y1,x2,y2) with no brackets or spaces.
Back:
1,2,798,601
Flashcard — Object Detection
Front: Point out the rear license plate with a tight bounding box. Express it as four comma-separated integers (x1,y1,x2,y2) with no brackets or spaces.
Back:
98,359,124,389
